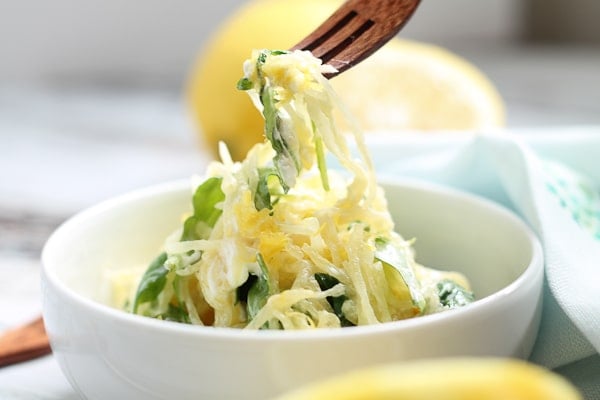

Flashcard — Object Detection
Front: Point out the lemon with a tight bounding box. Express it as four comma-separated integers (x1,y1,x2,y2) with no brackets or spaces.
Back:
186,0,505,161
333,39,506,132
274,358,581,400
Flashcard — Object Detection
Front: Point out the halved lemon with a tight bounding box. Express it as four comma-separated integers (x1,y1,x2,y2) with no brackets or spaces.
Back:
274,358,581,400
333,39,505,133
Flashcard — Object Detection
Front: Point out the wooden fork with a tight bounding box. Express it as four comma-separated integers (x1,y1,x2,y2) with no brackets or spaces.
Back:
291,0,421,78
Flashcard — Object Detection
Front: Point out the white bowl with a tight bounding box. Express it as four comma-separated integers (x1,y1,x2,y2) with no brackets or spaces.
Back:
41,178,543,400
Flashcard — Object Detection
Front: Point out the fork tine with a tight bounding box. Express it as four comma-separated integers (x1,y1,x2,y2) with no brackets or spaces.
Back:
315,15,376,64
291,10,374,62
291,0,420,77
294,10,358,53
323,19,395,73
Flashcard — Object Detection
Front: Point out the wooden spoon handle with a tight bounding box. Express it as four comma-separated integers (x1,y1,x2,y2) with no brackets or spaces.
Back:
0,316,51,367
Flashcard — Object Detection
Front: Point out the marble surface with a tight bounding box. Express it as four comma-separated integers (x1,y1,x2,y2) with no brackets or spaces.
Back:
1,43,599,399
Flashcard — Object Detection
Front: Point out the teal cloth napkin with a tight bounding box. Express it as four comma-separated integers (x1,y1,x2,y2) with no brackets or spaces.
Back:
363,128,600,398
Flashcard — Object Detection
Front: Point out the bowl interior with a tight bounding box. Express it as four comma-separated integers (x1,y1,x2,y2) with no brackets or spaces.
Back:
381,178,534,298
44,178,536,309
44,180,192,303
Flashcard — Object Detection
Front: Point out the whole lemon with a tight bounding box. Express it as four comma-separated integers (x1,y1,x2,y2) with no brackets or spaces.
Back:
187,0,505,161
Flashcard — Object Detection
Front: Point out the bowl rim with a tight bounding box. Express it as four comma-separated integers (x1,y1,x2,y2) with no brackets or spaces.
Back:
41,177,544,342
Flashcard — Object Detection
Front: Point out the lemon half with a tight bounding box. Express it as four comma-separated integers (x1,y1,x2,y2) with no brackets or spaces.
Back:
274,358,581,400
333,39,505,132
187,0,505,160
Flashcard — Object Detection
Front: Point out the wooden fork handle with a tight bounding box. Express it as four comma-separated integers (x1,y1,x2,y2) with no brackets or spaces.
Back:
0,316,52,367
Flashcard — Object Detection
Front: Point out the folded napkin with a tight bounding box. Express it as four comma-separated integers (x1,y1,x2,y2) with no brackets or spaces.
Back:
364,128,600,398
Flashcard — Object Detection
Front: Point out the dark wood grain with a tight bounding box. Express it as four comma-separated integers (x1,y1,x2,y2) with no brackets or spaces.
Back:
0,316,51,367
291,0,421,78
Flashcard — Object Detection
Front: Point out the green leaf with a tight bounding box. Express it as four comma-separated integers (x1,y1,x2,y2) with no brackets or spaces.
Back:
254,168,274,211
437,279,475,309
254,167,290,210
132,252,169,313
261,86,280,149
157,303,192,324
181,177,225,241
236,77,253,91
246,253,271,321
269,49,289,56
257,50,269,66
257,49,288,69
374,238,426,313
314,273,355,327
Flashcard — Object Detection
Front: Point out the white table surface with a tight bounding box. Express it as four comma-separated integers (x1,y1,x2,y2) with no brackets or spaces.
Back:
1,43,599,399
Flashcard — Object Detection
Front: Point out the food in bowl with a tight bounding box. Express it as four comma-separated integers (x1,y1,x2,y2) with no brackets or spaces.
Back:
121,49,474,329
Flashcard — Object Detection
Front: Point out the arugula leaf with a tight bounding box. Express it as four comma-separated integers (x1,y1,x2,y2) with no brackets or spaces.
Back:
236,77,253,91
157,303,192,324
181,177,225,241
246,253,271,321
132,252,169,313
374,238,426,313
314,273,355,327
269,50,289,56
254,170,272,211
255,167,290,210
437,279,475,309
260,86,281,150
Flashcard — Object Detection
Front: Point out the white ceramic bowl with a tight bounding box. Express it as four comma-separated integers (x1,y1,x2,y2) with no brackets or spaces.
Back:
41,178,543,400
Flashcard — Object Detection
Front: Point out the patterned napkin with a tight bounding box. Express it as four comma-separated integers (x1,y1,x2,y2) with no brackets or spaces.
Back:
363,129,600,398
